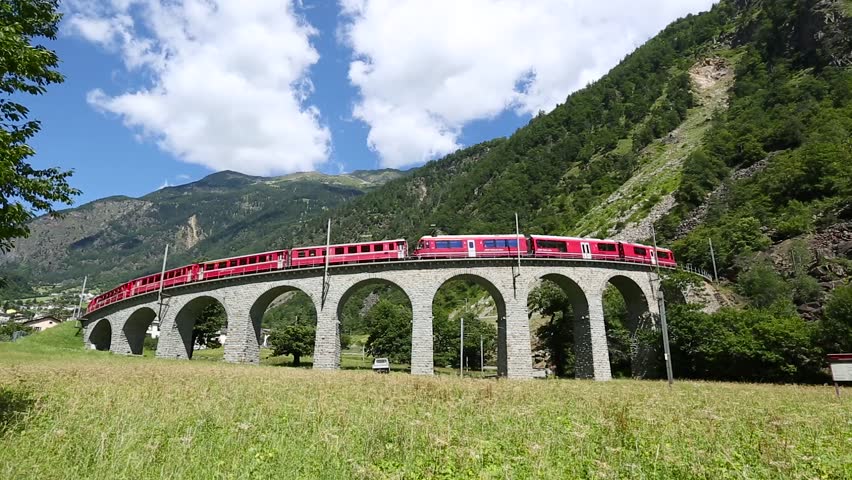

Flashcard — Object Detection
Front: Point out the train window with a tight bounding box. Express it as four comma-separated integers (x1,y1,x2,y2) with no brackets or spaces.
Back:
348,246,357,254
375,244,383,252
633,246,647,256
657,251,670,259
506,239,518,248
435,241,448,249
335,247,344,255
321,249,326,256
309,250,316,257
298,251,306,258
598,243,616,252
219,262,227,269
484,240,496,248
537,240,566,251
248,257,256,264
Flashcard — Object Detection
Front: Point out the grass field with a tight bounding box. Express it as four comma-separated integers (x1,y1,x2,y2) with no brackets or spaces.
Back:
0,323,849,479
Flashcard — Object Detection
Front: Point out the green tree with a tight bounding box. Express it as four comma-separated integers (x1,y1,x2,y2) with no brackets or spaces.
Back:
529,281,574,377
0,0,79,253
364,299,411,363
821,283,852,354
269,324,315,367
192,303,225,350
736,260,791,309
667,305,822,383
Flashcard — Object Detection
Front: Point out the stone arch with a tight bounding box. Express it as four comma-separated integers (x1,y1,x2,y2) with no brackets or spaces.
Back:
336,277,414,370
173,295,228,360
600,274,658,378
89,319,112,351
248,285,319,364
527,273,600,379
434,274,508,376
122,307,157,355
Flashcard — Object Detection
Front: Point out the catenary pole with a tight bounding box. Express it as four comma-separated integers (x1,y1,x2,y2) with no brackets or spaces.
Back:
460,314,465,378
323,219,331,304
651,224,674,388
480,335,484,374
74,275,87,319
515,212,522,272
708,237,719,282
156,244,169,322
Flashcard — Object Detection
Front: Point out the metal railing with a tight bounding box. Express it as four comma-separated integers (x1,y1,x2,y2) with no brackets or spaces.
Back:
678,264,714,282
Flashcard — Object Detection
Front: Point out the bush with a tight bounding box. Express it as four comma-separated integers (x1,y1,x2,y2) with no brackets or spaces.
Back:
736,260,791,308
667,304,823,383
821,283,852,353
143,335,158,351
790,274,821,305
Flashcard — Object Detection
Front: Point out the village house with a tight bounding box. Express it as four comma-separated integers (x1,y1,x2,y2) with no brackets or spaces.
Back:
22,315,63,332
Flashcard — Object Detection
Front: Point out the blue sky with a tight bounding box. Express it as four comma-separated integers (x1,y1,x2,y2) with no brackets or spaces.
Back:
27,1,715,206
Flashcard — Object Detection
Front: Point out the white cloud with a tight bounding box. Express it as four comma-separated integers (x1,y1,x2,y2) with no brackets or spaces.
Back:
66,0,331,176
340,0,717,168
158,178,171,189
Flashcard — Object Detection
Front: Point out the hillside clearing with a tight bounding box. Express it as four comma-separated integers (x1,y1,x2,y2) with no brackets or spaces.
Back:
0,326,849,479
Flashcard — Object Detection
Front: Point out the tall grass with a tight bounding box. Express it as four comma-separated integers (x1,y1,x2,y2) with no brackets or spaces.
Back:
0,325,848,479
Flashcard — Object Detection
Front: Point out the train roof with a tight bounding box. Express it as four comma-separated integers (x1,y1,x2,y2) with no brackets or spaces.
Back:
528,235,673,251
292,238,407,249
529,234,614,242
418,234,524,239
200,249,289,264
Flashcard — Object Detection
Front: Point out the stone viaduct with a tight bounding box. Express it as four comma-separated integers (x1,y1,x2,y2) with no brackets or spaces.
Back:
81,258,664,380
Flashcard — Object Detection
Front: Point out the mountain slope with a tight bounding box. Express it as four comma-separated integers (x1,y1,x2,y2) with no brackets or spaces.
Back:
0,170,402,287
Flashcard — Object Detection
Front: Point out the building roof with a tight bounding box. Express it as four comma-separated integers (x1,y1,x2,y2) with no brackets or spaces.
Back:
22,315,62,326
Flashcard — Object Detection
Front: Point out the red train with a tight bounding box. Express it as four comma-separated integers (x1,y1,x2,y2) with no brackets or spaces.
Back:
86,234,675,314
412,234,675,267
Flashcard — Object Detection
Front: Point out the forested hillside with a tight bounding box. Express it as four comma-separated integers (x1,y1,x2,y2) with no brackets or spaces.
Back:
286,0,852,382
0,170,401,287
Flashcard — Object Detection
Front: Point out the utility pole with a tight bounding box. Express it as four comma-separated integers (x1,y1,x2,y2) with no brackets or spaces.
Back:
515,212,522,272
156,244,170,324
74,275,87,320
708,238,719,282
459,314,465,378
322,219,331,306
651,224,674,388
480,334,484,374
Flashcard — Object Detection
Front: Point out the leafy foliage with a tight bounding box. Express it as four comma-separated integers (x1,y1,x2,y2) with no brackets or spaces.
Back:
268,324,315,367
821,283,852,354
191,303,225,350
262,292,316,330
667,304,823,383
0,0,79,253
364,299,411,363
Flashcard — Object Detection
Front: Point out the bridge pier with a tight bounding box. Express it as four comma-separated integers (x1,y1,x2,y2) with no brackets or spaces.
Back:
223,302,260,365
576,293,613,381
410,297,434,375
312,309,340,370
504,296,534,379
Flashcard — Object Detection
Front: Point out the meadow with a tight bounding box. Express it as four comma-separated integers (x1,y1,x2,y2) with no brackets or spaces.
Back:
0,323,849,479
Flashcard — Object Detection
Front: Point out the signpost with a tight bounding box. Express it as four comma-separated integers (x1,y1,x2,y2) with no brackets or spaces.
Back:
827,353,852,397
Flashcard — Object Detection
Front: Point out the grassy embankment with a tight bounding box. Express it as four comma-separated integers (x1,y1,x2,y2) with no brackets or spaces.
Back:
0,322,849,479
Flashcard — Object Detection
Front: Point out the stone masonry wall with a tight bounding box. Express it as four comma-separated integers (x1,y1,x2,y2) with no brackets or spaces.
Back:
86,260,664,381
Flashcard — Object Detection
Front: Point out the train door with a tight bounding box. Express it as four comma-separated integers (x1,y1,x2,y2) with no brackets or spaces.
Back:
398,242,405,259
581,242,592,260
467,239,476,258
650,249,657,265
277,253,284,269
